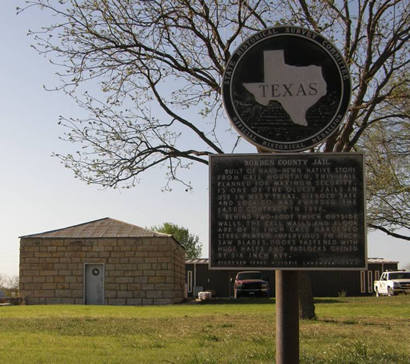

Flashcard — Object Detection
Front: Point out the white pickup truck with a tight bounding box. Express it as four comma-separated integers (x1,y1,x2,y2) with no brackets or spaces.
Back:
374,271,410,297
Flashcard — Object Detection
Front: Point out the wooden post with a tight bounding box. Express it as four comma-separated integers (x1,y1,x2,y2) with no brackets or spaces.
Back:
276,270,299,364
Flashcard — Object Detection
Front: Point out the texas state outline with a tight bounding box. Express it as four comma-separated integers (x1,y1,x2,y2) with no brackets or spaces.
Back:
243,50,327,126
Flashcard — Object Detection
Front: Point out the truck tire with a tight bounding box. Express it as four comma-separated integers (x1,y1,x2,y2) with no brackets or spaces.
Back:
375,288,380,297
387,287,394,296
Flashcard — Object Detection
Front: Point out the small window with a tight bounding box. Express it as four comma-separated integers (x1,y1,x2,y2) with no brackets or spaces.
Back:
187,271,193,293
367,271,373,293
360,271,366,293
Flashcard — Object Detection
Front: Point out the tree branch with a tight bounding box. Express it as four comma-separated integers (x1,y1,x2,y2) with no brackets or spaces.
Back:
368,224,410,241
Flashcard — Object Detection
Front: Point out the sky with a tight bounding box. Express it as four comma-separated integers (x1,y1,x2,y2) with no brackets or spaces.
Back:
1,2,409,278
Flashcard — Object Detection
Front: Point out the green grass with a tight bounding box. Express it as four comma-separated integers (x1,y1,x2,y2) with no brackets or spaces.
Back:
0,296,409,363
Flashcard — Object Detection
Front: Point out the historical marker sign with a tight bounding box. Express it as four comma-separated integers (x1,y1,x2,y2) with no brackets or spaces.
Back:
222,26,351,152
209,153,366,270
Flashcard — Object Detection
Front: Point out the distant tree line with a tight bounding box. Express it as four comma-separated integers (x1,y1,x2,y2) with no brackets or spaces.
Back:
0,274,19,297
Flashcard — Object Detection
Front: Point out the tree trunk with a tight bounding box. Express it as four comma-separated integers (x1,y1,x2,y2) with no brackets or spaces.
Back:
298,271,316,320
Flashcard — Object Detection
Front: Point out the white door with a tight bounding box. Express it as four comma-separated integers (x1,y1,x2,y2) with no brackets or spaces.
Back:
85,264,104,304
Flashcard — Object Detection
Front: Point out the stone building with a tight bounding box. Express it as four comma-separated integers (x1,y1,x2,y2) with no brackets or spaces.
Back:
19,218,185,305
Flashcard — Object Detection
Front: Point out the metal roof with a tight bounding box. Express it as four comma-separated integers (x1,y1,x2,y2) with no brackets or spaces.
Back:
368,257,399,264
20,217,172,239
185,258,210,265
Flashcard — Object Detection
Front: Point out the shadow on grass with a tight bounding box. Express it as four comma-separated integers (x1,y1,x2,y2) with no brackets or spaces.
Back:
188,297,349,305
319,318,358,325
188,297,276,305
188,297,353,305
318,318,388,327
313,298,346,304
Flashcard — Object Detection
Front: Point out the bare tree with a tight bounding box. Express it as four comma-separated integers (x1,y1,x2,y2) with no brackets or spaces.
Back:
20,0,408,236
20,0,409,317
0,273,8,289
0,273,19,296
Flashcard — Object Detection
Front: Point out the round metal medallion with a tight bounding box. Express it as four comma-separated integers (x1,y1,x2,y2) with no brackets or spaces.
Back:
92,268,100,276
222,26,351,152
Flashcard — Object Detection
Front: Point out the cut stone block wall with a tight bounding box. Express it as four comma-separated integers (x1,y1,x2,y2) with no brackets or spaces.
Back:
19,237,185,305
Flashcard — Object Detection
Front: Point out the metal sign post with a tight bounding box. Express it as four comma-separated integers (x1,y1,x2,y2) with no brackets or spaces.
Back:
209,153,366,363
218,26,354,364
276,270,299,364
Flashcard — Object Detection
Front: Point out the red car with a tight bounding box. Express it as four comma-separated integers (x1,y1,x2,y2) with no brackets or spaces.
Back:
234,271,270,298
